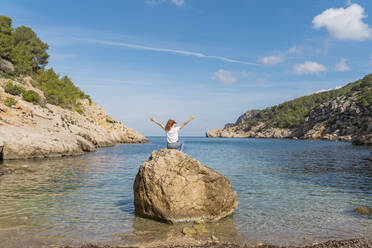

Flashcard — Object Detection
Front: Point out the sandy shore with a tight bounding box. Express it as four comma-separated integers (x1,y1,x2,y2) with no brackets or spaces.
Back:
61,239,372,248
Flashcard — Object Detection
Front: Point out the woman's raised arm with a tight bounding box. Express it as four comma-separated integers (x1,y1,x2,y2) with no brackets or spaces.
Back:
179,116,195,129
150,117,165,129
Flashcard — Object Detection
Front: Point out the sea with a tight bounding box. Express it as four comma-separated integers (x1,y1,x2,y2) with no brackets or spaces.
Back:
0,137,371,247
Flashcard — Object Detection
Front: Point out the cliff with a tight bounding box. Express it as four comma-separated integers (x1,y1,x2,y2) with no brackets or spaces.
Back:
0,76,148,160
206,74,372,145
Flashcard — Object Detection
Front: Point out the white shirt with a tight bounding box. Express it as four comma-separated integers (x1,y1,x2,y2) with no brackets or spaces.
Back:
166,126,180,143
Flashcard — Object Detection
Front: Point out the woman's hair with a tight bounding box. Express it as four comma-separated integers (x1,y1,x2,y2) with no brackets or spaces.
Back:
165,120,176,131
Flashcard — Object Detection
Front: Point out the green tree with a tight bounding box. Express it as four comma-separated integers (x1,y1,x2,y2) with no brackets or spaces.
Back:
34,68,90,110
11,42,34,75
0,16,13,60
12,26,49,73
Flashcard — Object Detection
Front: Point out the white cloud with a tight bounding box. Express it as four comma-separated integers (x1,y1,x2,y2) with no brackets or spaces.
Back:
171,0,184,7
258,55,284,65
213,69,236,84
82,38,258,65
334,58,350,71
314,86,342,94
293,61,328,75
313,4,372,41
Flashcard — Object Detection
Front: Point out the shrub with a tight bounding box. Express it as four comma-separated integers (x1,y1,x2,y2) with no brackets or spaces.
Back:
4,97,17,107
4,81,24,95
0,71,13,79
22,89,40,104
74,106,84,114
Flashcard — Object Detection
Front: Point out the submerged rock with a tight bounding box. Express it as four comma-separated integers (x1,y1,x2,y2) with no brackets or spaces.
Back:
354,206,372,216
133,149,238,223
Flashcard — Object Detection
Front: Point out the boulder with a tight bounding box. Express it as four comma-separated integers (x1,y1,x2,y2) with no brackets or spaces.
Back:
0,58,14,75
354,206,372,216
133,149,238,223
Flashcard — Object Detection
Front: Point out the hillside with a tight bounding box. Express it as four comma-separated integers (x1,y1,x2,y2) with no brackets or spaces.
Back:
206,74,372,145
0,16,148,160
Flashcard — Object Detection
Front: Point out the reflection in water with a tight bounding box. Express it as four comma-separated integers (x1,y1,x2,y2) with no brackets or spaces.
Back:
119,215,242,245
0,137,371,247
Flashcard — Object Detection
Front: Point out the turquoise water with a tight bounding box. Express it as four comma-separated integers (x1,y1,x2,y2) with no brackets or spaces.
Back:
0,137,371,247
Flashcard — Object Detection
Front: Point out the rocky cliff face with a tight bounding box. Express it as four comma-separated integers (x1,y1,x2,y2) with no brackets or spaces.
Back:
0,76,148,160
206,74,372,145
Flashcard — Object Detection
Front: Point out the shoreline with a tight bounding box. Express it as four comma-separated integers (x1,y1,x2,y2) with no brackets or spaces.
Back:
0,139,149,161
62,238,372,248
205,134,372,145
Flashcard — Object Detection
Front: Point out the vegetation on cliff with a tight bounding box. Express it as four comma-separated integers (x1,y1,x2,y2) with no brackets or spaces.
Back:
34,68,91,110
207,74,372,144
4,81,41,104
240,74,372,130
0,15,90,112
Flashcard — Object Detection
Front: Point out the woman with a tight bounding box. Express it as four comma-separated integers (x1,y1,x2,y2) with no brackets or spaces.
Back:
150,116,195,151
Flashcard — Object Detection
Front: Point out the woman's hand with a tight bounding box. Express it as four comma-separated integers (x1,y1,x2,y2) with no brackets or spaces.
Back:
190,116,196,120
150,117,155,122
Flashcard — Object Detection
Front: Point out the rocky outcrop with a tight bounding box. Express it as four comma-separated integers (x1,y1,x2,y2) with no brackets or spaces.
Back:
0,58,14,75
133,149,238,223
0,76,148,160
206,128,249,138
207,74,372,145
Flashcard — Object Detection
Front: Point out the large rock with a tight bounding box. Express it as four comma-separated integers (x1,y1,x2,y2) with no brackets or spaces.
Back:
0,58,14,75
133,149,238,223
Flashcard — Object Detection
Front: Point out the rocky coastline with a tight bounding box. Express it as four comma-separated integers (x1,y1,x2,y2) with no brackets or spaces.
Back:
206,74,372,145
0,76,148,160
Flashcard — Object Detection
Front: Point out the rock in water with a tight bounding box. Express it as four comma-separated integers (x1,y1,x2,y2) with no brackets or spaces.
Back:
354,206,372,216
133,149,238,223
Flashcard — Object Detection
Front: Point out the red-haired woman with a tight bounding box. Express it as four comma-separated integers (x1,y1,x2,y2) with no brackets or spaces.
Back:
150,116,195,151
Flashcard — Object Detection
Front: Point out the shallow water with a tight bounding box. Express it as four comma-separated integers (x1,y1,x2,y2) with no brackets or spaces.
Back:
0,137,371,247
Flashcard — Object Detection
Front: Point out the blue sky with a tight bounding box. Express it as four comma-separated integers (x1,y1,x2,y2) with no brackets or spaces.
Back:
2,0,372,136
